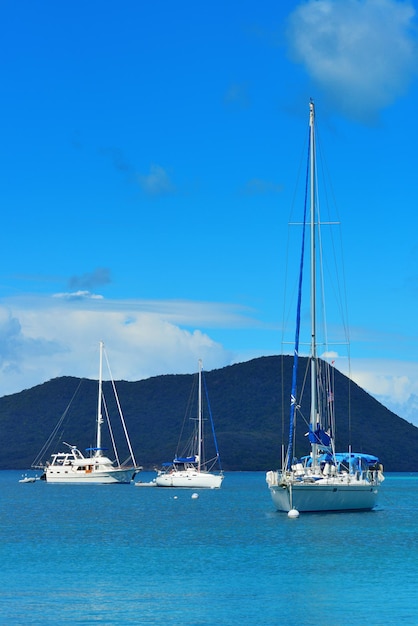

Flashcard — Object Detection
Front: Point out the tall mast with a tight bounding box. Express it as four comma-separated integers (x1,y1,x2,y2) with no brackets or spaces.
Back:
198,359,203,471
96,341,104,456
309,100,318,466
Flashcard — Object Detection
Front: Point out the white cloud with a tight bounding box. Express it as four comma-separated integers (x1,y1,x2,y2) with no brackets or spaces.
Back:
338,357,418,425
53,291,104,301
0,296,253,397
287,0,417,121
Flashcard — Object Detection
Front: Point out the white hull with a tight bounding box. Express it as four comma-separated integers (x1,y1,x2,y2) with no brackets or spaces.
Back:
44,466,137,484
155,470,223,489
267,473,379,512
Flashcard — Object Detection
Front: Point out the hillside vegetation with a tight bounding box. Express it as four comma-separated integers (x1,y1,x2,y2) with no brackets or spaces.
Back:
0,356,415,471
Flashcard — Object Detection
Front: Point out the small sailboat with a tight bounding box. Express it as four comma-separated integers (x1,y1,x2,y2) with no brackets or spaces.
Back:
155,359,223,488
35,341,141,484
266,101,384,513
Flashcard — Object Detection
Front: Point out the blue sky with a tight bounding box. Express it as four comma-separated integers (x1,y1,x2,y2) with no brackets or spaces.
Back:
1,0,418,423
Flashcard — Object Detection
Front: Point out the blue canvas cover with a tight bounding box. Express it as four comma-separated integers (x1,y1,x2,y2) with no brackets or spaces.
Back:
308,425,331,447
301,452,380,468
174,456,197,464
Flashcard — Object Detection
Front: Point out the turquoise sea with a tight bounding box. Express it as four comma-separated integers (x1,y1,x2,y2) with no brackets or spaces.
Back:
1,471,417,625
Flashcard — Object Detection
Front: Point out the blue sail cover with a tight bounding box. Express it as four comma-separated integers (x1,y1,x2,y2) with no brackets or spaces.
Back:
308,425,331,447
174,456,197,464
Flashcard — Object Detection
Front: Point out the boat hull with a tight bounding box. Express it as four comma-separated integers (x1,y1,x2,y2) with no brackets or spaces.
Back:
44,467,138,484
268,481,379,513
155,470,223,489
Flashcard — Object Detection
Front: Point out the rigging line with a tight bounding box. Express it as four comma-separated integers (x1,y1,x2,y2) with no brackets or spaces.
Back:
282,125,311,351
202,370,222,471
316,125,350,345
314,121,338,449
315,112,353,447
176,374,197,456
103,346,137,467
287,123,310,470
316,187,330,354
31,378,84,467
314,124,333,362
280,124,310,451
317,124,350,328
101,391,120,465
295,357,312,428
315,183,337,439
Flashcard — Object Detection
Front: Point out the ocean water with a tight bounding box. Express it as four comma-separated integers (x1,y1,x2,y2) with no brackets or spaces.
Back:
1,471,417,625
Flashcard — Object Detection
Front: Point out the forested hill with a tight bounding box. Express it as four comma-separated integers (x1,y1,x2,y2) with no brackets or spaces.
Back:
0,355,415,471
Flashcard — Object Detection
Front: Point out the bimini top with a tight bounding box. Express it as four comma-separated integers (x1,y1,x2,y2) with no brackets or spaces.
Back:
302,452,380,467
334,452,380,465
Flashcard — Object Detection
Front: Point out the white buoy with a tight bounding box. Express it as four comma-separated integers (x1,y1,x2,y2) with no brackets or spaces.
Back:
173,495,178,499
288,508,300,518
191,493,199,499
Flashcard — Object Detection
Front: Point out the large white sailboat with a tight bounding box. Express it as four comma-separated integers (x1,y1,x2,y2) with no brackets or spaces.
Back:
266,101,384,514
155,360,223,488
36,342,141,484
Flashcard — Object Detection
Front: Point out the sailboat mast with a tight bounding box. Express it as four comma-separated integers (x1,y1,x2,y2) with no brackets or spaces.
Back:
198,358,203,471
309,100,318,467
96,341,104,456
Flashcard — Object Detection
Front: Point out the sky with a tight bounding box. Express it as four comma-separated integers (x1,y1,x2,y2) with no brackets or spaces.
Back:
1,0,418,424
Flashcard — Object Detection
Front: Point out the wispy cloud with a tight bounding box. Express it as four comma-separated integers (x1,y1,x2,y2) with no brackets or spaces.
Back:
99,147,131,172
100,147,177,196
287,0,418,122
241,178,283,195
137,164,176,196
68,268,111,291
224,82,251,108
